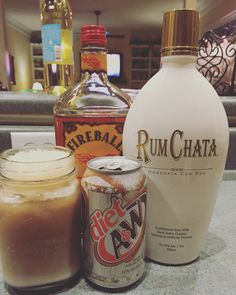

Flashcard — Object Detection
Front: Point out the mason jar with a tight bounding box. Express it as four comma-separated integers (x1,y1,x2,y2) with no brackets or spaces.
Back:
0,145,81,294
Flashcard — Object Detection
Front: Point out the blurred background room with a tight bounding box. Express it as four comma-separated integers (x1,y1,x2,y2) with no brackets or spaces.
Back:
0,0,235,168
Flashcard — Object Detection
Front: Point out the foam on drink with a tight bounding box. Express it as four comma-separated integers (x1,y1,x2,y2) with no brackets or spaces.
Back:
0,145,74,181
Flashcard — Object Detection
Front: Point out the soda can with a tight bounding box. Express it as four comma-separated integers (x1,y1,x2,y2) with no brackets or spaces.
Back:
81,156,147,289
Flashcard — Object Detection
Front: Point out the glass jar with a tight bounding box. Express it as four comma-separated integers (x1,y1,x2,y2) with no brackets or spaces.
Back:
0,145,81,294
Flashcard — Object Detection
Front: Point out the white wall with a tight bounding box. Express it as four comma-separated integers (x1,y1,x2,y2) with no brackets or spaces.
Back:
6,24,32,91
0,0,9,88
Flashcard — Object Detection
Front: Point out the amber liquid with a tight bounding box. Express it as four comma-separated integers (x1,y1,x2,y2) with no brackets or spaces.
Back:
40,0,74,89
44,64,74,88
55,115,126,178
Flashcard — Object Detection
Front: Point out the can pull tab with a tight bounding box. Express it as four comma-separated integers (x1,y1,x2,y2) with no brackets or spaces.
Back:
98,157,125,171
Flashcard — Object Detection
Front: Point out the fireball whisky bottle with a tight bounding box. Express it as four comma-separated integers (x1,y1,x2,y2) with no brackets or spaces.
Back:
54,25,131,178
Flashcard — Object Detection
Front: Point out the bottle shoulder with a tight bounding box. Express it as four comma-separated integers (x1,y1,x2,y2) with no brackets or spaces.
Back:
138,66,219,101
128,66,227,125
54,73,131,116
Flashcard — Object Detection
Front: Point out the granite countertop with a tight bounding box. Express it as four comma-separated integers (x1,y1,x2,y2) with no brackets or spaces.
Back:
0,173,235,295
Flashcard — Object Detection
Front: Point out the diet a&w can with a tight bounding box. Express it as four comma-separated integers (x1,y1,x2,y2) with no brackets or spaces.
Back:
81,156,147,289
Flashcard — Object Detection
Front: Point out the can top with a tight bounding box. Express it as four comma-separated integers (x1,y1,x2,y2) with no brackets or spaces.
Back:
87,156,141,174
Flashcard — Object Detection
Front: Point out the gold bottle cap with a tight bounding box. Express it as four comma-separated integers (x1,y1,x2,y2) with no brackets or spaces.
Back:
161,9,199,57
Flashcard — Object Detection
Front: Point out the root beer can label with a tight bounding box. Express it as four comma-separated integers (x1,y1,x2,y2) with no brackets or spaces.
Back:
81,156,147,289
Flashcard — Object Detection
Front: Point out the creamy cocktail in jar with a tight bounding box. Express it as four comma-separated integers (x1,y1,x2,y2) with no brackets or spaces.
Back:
0,145,81,293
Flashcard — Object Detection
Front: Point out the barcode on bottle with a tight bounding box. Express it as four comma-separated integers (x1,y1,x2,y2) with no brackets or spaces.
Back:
54,45,62,62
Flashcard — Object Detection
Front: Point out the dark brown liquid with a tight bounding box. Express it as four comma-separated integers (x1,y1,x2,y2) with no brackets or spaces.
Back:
0,186,81,288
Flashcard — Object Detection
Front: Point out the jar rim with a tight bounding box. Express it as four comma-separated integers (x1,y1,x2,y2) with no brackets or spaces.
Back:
1,145,72,163
0,145,76,181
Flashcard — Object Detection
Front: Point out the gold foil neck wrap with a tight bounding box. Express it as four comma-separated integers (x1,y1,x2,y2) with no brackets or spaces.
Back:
161,9,199,57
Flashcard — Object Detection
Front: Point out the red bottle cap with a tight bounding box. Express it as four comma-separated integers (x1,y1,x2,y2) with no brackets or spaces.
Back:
81,25,107,47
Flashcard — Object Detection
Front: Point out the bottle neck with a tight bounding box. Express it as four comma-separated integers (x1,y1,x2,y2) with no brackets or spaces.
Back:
80,47,108,75
161,55,197,69
41,0,72,27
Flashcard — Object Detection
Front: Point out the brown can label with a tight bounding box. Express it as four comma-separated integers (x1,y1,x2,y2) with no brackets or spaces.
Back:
89,192,146,266
81,163,147,288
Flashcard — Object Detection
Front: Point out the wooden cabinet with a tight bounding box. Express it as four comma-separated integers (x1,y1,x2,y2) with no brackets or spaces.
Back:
30,43,45,86
130,44,161,89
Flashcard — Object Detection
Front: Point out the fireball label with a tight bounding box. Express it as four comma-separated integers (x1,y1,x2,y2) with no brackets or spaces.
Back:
55,116,125,178
81,52,107,73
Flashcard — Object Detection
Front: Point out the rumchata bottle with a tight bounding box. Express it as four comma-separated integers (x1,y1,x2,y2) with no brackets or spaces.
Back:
123,9,229,265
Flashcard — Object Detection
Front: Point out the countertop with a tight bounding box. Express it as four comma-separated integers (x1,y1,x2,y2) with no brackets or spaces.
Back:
0,173,235,295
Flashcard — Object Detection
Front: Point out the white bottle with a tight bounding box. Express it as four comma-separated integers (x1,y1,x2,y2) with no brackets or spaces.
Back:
123,9,229,265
